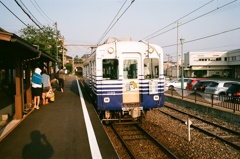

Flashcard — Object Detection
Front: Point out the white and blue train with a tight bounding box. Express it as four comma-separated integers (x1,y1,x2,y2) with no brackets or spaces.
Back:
82,38,164,122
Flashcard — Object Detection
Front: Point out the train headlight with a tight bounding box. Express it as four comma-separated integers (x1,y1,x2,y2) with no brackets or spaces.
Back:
108,47,114,54
148,47,154,54
153,95,159,101
104,97,110,103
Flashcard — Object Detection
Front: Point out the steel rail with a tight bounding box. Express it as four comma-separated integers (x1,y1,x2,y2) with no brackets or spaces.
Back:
159,105,240,150
111,123,178,159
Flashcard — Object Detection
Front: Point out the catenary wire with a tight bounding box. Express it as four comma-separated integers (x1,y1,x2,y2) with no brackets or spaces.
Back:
143,0,215,40
144,0,237,41
96,0,136,44
162,27,240,48
96,0,128,44
31,0,54,24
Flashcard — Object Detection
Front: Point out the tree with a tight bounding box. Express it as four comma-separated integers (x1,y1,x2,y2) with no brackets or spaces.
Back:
74,55,79,62
74,55,83,64
19,25,63,60
65,63,72,74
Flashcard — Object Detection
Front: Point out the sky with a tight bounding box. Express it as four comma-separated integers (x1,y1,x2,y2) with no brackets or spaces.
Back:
1,0,240,62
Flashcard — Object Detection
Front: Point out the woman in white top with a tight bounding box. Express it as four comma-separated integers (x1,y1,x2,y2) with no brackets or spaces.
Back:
32,68,42,109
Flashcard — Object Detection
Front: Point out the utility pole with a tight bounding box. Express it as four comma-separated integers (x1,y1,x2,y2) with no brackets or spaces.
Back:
176,21,179,78
180,37,185,89
166,54,172,63
60,37,66,67
166,54,171,77
54,22,58,72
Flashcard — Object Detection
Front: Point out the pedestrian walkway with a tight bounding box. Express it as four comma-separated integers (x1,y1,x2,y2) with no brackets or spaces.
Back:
0,75,118,159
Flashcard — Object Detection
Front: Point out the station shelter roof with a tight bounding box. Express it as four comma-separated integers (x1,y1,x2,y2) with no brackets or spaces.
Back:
0,28,56,68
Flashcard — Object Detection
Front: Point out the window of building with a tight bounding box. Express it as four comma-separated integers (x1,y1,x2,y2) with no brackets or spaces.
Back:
237,55,240,61
210,58,216,61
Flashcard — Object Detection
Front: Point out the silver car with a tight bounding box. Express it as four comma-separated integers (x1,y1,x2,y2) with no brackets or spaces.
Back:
204,81,238,95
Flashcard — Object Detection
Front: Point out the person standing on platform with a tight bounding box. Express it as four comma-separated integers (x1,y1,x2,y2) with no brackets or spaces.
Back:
58,66,65,93
41,69,52,105
32,68,42,109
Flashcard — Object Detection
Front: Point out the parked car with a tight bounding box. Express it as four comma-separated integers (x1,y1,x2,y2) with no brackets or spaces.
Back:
204,81,238,95
225,83,240,104
193,80,213,92
165,78,189,90
186,78,206,90
226,83,240,97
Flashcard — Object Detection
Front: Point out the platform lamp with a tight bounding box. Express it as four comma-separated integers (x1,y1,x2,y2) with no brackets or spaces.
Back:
180,37,185,89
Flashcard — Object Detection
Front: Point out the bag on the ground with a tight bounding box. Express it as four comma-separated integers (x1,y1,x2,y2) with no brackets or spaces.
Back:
46,89,53,98
49,92,55,102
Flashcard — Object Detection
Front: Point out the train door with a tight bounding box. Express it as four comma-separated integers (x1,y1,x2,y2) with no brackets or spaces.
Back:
122,57,140,108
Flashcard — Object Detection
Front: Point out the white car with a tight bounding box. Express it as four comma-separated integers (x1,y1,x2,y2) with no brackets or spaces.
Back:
165,78,189,90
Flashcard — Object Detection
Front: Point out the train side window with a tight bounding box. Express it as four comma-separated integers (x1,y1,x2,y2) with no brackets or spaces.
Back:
144,58,159,79
102,59,118,80
123,59,138,79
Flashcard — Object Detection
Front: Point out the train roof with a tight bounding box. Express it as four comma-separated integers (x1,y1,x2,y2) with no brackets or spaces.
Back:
104,37,132,44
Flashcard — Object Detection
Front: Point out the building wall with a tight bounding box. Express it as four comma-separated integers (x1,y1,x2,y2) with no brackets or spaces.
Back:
184,49,240,78
185,51,228,67
227,49,240,65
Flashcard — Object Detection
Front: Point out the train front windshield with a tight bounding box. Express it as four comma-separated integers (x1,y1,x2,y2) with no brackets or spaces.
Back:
102,58,159,80
144,58,159,79
102,59,119,80
123,59,138,79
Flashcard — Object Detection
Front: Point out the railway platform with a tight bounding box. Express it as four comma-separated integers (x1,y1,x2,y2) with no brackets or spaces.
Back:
0,75,119,159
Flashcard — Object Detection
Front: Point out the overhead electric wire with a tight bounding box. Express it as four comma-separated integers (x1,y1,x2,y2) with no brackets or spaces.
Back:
97,0,128,44
1,0,54,41
96,0,136,44
0,1,28,27
152,0,238,41
19,0,43,27
14,0,42,29
31,0,54,24
162,27,240,48
30,0,50,24
143,0,215,40
0,0,42,37
144,0,238,41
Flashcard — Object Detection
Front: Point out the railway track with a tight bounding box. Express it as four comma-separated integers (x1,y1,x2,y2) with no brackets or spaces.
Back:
159,105,240,150
111,123,178,159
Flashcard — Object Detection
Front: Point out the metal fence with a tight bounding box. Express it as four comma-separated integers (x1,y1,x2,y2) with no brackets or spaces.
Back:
164,88,240,113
